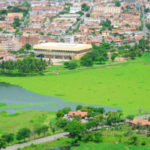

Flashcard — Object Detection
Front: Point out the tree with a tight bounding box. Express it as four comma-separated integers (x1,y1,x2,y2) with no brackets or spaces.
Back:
81,55,93,67
41,125,49,136
128,136,138,145
146,23,150,30
94,107,105,114
86,118,100,129
56,111,65,119
93,132,102,143
127,115,134,120
57,118,69,128
0,138,6,150
64,62,77,70
111,53,118,61
17,128,31,142
62,107,71,114
18,48,25,53
0,16,5,20
101,19,113,30
0,57,47,74
2,133,14,143
12,17,21,29
65,120,86,140
86,13,90,17
115,0,121,7
77,11,84,16
139,38,148,51
107,111,122,125
34,127,42,137
49,122,57,134
81,3,90,11
0,10,7,15
96,56,107,64
82,132,102,143
76,105,83,110
25,43,32,50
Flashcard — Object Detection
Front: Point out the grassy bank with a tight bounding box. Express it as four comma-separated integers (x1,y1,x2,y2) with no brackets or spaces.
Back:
0,111,56,135
1,54,150,115
20,138,72,150
72,143,150,150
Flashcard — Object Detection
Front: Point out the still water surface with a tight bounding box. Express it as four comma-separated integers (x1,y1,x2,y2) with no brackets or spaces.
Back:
0,82,121,113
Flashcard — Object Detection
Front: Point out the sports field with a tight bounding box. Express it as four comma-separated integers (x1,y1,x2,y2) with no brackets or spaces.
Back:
1,54,150,115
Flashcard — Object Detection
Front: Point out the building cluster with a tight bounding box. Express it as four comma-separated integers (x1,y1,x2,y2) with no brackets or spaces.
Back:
0,0,149,61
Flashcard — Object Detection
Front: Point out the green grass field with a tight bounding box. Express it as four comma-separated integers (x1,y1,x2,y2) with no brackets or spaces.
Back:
20,141,150,150
1,54,150,115
72,143,150,150
0,111,56,135
20,138,72,150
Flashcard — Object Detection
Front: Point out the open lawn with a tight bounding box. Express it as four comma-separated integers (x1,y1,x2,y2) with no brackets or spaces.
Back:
1,54,150,115
72,143,150,150
0,111,56,135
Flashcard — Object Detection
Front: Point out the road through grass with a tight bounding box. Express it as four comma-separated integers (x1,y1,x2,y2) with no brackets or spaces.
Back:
1,54,150,115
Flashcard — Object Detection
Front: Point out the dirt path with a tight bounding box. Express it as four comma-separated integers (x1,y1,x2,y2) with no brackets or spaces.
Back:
2,132,69,150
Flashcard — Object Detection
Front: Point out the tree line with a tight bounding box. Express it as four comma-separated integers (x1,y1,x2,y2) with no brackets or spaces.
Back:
0,57,47,74
64,39,150,70
0,123,57,149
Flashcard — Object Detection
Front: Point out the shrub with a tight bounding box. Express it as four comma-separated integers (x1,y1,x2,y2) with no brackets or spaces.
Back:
81,55,93,67
17,128,31,141
64,62,78,70
57,118,69,128
127,115,135,120
2,133,14,143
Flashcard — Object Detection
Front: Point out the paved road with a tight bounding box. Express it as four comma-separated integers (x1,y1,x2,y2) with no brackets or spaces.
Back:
2,132,69,150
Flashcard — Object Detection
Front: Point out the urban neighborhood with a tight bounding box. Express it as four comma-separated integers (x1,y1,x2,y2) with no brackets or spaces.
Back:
1,0,150,150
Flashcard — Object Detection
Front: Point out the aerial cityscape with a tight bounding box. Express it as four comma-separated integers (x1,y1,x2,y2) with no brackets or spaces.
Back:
0,0,150,150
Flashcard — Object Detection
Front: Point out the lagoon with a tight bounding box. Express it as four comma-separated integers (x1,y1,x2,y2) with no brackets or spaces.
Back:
0,82,120,113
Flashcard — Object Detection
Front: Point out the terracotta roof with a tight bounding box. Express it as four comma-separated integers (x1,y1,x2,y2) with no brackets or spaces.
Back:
0,53,10,58
68,110,88,118
130,119,150,126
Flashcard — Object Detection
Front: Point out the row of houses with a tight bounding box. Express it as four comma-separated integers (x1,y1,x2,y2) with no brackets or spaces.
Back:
0,0,150,52
64,109,150,127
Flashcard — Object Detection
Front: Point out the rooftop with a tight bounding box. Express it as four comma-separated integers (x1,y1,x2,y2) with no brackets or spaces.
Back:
33,42,92,51
130,119,150,126
68,110,88,118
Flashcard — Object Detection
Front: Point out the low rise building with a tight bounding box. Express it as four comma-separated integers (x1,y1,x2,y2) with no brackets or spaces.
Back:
0,49,16,62
33,42,92,61
68,110,88,119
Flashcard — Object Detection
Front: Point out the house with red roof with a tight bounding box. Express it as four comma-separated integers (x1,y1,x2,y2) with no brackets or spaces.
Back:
0,50,16,62
130,119,150,126
68,110,88,119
